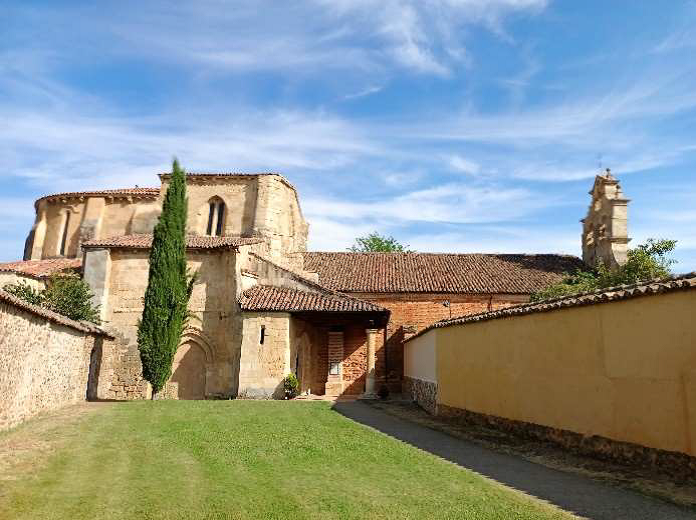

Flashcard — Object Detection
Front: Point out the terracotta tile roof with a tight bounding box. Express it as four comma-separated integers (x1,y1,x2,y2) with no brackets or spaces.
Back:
0,288,112,337
0,258,82,279
408,272,696,340
37,187,160,204
167,172,281,177
159,172,298,193
238,285,388,313
303,252,586,294
82,234,264,250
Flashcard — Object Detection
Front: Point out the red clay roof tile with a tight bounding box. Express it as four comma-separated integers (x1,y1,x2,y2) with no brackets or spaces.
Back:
0,258,82,279
238,285,387,313
82,234,263,250
37,187,160,204
303,252,585,294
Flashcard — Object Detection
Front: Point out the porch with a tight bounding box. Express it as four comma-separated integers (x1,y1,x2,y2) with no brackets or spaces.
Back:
238,285,390,398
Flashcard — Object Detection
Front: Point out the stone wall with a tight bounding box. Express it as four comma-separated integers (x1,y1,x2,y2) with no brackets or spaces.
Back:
0,290,112,430
403,376,438,415
238,312,291,398
84,247,238,400
350,292,526,392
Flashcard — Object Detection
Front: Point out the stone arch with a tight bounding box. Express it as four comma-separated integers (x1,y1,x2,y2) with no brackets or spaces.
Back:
180,327,215,362
169,328,216,400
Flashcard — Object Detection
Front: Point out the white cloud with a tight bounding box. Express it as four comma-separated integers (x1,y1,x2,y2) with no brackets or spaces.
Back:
303,182,552,226
342,85,384,100
448,155,481,175
316,0,547,74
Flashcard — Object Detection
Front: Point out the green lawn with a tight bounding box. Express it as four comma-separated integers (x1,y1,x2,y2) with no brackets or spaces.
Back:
0,401,573,520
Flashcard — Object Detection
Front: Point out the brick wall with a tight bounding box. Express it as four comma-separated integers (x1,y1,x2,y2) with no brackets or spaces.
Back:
349,292,528,391
0,291,112,430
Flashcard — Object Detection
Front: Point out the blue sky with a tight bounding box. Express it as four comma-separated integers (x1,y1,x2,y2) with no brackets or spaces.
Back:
2,1,696,271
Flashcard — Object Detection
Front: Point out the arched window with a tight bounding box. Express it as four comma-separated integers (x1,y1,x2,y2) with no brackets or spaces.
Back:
59,211,71,256
205,198,226,236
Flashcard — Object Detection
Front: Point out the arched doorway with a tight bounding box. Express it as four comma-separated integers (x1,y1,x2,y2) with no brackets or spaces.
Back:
170,342,207,399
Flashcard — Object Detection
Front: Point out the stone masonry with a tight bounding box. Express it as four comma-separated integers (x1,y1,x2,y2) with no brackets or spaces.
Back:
0,289,113,430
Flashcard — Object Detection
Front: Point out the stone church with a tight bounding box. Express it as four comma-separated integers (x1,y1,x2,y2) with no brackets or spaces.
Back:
0,170,628,400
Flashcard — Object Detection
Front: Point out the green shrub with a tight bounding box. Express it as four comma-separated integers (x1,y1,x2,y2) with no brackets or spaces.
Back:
531,238,677,302
3,280,43,306
3,274,100,324
42,274,101,324
283,373,300,399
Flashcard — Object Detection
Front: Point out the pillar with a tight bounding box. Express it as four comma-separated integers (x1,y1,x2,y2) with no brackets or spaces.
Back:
363,328,380,398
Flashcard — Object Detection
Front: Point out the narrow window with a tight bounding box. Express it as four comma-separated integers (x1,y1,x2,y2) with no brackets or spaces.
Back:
59,212,71,256
329,362,340,375
206,202,215,235
215,202,225,236
259,325,265,345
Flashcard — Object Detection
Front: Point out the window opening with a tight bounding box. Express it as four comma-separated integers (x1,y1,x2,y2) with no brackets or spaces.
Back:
59,212,71,256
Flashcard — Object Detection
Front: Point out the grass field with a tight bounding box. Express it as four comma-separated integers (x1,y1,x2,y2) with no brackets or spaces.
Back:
0,401,573,519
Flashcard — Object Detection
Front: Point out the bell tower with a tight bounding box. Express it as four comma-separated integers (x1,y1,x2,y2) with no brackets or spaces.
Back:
581,169,631,269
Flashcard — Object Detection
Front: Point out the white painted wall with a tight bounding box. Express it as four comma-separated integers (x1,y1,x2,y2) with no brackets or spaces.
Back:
404,331,437,383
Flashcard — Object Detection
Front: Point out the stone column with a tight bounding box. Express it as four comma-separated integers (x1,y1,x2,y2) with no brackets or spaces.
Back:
363,328,380,398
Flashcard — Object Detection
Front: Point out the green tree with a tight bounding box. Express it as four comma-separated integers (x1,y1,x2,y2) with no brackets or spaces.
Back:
137,159,196,399
3,274,101,324
531,238,677,302
349,232,413,252
42,274,101,324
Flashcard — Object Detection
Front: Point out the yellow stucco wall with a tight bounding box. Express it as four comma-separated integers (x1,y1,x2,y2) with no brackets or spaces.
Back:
434,289,696,455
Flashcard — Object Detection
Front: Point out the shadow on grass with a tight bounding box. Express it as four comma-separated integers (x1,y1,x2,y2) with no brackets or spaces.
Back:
332,401,696,520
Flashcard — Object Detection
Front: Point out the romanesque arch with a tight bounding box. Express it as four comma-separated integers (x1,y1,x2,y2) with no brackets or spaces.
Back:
205,196,226,236
169,328,215,400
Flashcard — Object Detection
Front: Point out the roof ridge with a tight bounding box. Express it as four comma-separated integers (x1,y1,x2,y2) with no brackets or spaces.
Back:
36,187,160,204
408,272,696,340
82,234,264,250
304,251,580,257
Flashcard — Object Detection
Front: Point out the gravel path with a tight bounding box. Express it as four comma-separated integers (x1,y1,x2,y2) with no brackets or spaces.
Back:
334,401,696,520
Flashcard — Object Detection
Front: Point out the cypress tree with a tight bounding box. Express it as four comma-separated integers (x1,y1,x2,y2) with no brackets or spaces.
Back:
137,159,195,398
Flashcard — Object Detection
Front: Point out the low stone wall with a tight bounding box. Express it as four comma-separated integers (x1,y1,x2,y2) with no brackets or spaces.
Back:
439,404,696,480
0,289,112,430
403,376,437,415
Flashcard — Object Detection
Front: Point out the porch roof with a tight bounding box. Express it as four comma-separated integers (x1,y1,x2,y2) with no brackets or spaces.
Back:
238,285,388,314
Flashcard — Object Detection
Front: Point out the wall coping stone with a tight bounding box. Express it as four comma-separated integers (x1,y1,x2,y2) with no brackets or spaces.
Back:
408,272,696,341
0,288,113,338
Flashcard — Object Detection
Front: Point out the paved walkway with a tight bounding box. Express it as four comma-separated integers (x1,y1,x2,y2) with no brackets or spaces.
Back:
334,401,696,520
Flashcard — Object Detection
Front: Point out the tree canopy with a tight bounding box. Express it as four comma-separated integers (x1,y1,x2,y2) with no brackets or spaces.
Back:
531,238,677,302
3,274,101,324
349,232,413,252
